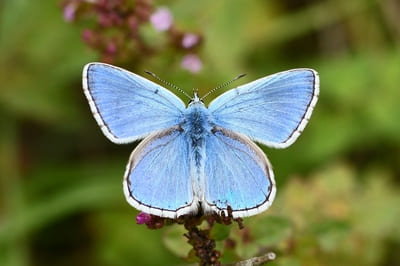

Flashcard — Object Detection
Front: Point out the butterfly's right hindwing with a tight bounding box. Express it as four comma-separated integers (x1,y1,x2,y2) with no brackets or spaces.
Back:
203,127,276,218
83,63,186,144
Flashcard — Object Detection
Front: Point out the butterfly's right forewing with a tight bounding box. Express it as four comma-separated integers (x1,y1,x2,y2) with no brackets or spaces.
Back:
209,69,319,148
83,63,186,144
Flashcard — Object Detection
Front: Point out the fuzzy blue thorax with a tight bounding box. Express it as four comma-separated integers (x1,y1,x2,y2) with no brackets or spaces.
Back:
182,95,213,166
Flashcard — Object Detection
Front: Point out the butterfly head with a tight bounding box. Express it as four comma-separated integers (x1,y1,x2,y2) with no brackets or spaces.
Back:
188,90,204,106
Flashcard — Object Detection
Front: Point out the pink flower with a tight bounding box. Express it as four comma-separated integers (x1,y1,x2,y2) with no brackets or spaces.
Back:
106,41,117,54
136,212,152,224
181,54,202,73
182,33,200,49
128,16,138,31
98,13,113,27
81,29,94,43
63,2,77,22
150,7,173,32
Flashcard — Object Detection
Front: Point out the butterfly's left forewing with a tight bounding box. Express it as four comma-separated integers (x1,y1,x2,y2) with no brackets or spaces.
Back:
83,63,186,144
203,127,276,218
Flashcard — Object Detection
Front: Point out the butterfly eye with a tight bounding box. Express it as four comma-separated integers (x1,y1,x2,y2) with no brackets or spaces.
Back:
188,98,204,105
188,91,204,106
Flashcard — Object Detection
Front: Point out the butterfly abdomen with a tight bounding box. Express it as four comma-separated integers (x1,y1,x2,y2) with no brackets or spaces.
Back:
183,103,214,203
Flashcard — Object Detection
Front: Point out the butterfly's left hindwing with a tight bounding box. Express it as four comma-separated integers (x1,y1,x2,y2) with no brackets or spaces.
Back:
83,63,186,144
123,127,197,218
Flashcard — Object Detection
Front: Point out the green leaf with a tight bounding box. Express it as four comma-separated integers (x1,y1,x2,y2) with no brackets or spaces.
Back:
249,216,292,247
210,222,231,241
311,219,351,252
162,225,192,259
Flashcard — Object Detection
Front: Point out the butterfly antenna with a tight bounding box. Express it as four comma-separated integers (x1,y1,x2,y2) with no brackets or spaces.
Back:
201,73,246,101
145,70,191,100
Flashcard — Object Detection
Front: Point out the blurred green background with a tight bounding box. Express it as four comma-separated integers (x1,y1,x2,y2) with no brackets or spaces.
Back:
1,0,400,265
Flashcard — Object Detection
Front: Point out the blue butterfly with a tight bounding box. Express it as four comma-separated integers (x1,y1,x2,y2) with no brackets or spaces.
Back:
82,63,319,218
